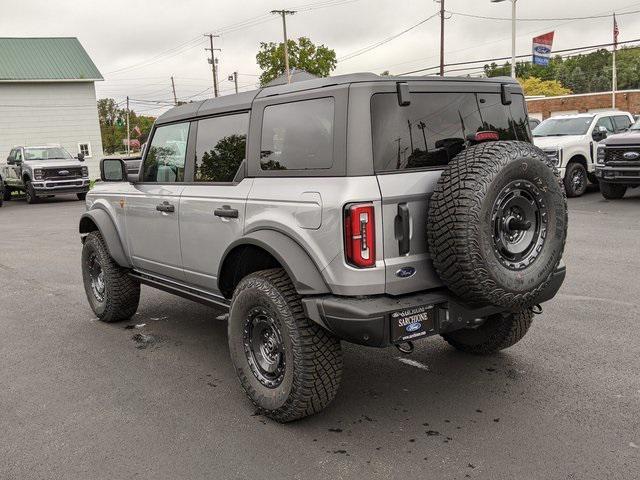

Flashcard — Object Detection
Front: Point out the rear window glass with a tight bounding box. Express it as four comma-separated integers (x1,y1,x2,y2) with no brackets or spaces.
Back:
260,97,334,170
371,92,530,172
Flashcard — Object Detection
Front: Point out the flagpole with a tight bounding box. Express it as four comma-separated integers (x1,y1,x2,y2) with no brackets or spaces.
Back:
612,13,618,109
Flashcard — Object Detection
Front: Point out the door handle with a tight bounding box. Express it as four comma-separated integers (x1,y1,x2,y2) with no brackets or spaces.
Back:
395,203,410,256
156,201,175,213
214,205,239,218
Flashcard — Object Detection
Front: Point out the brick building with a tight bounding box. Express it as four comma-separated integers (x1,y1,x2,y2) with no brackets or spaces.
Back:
526,90,640,121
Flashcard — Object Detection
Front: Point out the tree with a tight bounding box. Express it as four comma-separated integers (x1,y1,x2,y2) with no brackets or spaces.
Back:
256,36,337,86
97,98,156,154
518,77,572,97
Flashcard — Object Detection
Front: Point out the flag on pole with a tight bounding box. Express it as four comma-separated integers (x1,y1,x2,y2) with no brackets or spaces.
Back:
613,13,619,46
532,32,555,66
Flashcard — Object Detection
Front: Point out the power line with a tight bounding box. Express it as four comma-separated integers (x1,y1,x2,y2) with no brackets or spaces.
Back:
398,38,640,76
446,8,640,22
338,12,439,62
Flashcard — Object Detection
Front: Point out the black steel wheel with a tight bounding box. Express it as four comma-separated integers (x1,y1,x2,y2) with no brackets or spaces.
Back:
600,181,627,200
25,181,39,204
491,180,548,271
228,268,343,422
563,162,588,197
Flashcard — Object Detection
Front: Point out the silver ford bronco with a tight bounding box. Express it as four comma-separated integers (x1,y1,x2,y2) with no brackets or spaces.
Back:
79,73,568,422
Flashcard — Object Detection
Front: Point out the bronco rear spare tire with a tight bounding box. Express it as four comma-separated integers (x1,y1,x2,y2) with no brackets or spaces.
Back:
427,141,567,309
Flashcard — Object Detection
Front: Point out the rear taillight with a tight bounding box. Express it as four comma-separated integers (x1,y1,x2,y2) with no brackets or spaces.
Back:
344,203,376,268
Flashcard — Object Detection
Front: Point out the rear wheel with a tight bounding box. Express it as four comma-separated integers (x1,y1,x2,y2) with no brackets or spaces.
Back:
563,162,588,197
81,231,140,322
600,181,627,200
427,141,567,310
25,181,39,204
228,268,343,422
77,192,87,201
2,186,10,201
442,310,534,355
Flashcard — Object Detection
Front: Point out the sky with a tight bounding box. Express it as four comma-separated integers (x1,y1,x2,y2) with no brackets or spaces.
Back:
2,0,640,116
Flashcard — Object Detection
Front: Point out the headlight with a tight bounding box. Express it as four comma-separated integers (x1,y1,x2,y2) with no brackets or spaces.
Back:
81,166,89,177
543,148,561,165
34,169,43,180
596,146,606,165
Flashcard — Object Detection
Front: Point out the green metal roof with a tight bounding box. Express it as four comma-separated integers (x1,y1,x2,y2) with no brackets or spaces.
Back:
0,38,103,82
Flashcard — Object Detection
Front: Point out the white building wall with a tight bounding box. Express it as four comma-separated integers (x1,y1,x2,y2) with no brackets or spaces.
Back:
0,82,104,178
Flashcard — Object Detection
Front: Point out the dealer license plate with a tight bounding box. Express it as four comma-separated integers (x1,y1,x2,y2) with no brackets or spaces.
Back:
390,305,436,343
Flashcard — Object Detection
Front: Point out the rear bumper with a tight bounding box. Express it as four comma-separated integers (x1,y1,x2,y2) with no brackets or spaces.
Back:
303,265,566,347
595,166,640,184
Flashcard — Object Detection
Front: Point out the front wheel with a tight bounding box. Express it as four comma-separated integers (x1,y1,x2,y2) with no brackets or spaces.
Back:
25,181,39,204
563,162,588,197
77,192,87,201
228,268,343,422
81,231,140,322
2,186,10,201
442,310,534,355
600,182,627,200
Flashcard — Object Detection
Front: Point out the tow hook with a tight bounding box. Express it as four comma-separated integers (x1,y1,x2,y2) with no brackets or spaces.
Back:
530,304,543,315
395,341,414,355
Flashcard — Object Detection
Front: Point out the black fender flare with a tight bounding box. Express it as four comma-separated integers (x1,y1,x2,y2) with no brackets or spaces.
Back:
79,209,131,268
219,230,329,295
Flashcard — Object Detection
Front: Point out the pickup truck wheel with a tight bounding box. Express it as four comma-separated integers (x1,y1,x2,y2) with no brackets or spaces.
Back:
228,268,343,422
25,181,39,204
442,310,533,355
563,162,588,197
600,181,627,200
427,141,567,309
2,186,10,201
77,192,87,201
81,231,140,322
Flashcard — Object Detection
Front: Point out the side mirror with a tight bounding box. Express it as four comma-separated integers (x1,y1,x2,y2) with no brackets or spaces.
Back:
77,153,85,162
593,126,608,141
100,158,127,182
6,157,13,165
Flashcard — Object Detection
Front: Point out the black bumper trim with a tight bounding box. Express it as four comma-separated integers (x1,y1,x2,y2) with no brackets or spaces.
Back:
302,266,566,347
595,166,640,184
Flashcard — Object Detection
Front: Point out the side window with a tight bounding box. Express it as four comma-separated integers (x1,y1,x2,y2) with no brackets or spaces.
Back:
595,117,614,133
260,97,334,170
194,113,249,182
15,149,23,162
142,122,190,183
613,115,632,132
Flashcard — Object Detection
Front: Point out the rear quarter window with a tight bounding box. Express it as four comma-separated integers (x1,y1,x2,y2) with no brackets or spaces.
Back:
371,92,530,173
260,97,334,170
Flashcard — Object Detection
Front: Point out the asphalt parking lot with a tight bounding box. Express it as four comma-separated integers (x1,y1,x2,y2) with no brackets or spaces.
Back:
1,189,639,480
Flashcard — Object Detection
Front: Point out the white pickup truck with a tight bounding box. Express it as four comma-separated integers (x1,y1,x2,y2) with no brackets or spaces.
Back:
532,111,634,197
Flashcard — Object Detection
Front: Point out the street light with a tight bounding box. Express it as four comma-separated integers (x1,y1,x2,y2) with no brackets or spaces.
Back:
491,0,517,78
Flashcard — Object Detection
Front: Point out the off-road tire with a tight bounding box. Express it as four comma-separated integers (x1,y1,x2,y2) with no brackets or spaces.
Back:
77,192,87,201
228,268,343,423
427,141,568,309
442,309,534,355
600,181,627,200
25,181,39,204
563,162,588,197
81,231,140,322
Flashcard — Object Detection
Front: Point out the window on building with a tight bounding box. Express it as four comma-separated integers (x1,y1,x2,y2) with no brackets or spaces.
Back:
142,122,190,183
78,143,91,158
260,98,334,170
194,113,249,182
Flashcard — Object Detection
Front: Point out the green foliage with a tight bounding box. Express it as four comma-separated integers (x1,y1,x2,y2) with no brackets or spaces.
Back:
484,47,640,95
97,98,156,155
196,134,246,182
256,36,337,86
518,77,572,97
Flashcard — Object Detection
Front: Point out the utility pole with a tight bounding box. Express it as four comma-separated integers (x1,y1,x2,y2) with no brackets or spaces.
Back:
126,95,130,156
171,76,177,105
271,9,296,83
438,0,445,76
491,0,517,78
228,71,239,94
205,34,221,97
612,12,619,109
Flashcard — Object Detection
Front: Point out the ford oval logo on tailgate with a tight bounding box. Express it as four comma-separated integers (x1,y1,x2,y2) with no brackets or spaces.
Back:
406,322,422,332
623,151,640,160
395,266,416,278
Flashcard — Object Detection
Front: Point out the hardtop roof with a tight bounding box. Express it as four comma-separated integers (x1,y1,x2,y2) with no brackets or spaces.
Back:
155,73,519,125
